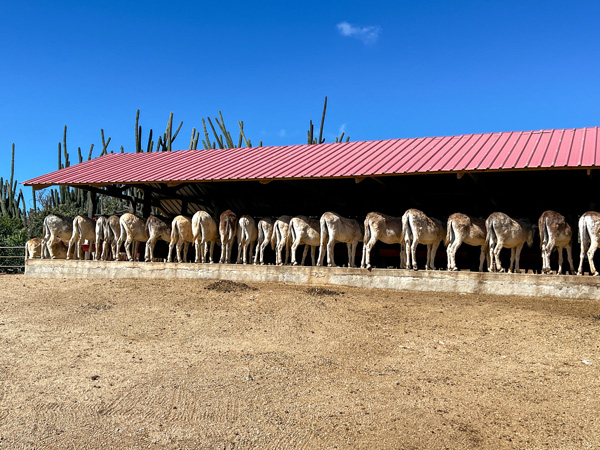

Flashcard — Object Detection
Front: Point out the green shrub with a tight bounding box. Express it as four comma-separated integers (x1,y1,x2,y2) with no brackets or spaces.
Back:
0,214,27,272
0,214,26,245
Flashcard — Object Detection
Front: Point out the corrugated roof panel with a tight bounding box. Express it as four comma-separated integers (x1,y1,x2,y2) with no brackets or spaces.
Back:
503,131,534,169
155,151,200,181
525,131,552,168
554,128,576,168
264,145,307,178
430,134,485,172
232,145,293,179
408,136,454,173
486,132,520,170
369,138,419,174
327,141,380,177
348,139,403,175
282,143,341,178
451,132,496,172
462,132,503,171
540,129,564,167
514,131,541,168
23,126,600,188
202,147,259,179
568,128,586,167
386,137,441,174
283,145,325,178
307,142,357,178
491,132,518,169
469,132,503,170
255,144,302,179
580,127,598,166
178,148,236,179
408,136,458,173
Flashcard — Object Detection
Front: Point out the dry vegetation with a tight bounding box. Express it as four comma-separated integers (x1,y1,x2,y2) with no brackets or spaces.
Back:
1,275,599,449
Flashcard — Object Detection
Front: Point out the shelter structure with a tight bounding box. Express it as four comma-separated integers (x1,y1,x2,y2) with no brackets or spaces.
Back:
24,126,600,269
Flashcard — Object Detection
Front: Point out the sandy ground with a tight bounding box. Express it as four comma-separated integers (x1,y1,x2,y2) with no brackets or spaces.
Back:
0,274,599,449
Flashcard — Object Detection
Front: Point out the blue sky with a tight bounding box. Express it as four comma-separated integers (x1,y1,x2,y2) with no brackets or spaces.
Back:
2,0,600,207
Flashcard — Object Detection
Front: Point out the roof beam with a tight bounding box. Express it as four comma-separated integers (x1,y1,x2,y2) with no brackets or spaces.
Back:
131,183,206,204
78,185,136,202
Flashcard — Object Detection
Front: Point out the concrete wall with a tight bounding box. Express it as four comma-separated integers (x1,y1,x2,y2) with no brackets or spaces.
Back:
24,259,600,300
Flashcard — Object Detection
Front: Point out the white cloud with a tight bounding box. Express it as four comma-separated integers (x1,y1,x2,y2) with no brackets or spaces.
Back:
336,21,381,44
278,129,287,137
339,123,347,134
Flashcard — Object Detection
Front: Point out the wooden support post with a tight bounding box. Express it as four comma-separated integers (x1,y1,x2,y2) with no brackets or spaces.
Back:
181,199,188,216
142,191,152,218
87,191,98,218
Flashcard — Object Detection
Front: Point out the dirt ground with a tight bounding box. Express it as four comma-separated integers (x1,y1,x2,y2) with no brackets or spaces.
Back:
0,275,599,449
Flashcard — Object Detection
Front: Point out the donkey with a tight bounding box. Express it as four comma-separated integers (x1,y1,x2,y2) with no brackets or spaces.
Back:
361,212,405,270
237,215,258,264
539,210,575,275
219,210,238,264
445,213,488,272
168,215,194,263
577,211,600,276
289,216,321,266
485,212,534,273
317,212,362,268
192,210,219,263
272,216,292,265
253,218,274,265
402,209,444,271
68,215,96,260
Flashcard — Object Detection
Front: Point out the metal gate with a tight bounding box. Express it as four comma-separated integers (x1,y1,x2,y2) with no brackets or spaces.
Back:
0,246,26,272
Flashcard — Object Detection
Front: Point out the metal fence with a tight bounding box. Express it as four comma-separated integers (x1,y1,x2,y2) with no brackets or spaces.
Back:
0,246,26,273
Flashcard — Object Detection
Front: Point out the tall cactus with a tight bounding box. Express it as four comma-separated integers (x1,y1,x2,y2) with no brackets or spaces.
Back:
1,144,26,220
9,143,15,191
189,128,200,150
147,129,154,153
135,109,142,153
100,129,111,156
200,112,259,150
308,97,327,144
307,96,349,145
0,177,7,216
156,112,183,152
238,121,252,148
2,100,349,232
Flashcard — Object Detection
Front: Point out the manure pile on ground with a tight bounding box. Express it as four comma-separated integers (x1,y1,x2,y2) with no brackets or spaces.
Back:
305,287,344,297
204,280,258,293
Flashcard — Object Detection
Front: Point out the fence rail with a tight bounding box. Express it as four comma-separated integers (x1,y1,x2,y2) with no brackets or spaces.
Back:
0,245,26,272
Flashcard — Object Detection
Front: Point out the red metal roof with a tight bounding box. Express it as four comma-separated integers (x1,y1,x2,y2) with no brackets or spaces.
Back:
23,127,600,188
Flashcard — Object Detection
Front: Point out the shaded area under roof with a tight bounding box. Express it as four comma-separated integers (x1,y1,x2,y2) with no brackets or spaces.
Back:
23,127,600,189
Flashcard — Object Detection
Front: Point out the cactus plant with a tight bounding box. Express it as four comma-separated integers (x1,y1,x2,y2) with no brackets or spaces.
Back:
307,97,349,145
189,128,200,150
1,99,350,243
1,144,27,222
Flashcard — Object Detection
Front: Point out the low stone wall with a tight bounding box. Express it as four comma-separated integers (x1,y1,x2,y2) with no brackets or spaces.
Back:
24,259,600,301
